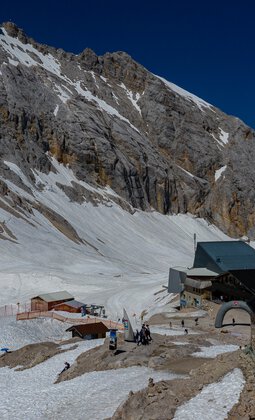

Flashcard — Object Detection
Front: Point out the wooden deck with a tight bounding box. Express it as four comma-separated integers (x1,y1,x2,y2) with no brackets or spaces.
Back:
16,310,124,330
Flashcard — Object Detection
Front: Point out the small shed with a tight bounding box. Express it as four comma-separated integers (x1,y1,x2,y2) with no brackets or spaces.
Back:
53,300,85,313
31,291,74,311
66,322,110,339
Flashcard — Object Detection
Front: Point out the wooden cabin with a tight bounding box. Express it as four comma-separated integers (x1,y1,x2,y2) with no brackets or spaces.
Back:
31,291,74,311
66,322,109,339
53,300,85,313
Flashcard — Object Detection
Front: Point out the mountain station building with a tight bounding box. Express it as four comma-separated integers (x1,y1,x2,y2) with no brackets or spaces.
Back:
168,241,255,307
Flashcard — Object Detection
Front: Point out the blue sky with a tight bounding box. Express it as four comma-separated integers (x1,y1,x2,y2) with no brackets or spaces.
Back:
1,0,255,127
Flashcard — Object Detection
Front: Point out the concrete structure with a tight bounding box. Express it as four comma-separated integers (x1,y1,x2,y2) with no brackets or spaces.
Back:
31,291,74,311
168,266,218,308
168,267,187,294
180,277,213,308
66,322,109,339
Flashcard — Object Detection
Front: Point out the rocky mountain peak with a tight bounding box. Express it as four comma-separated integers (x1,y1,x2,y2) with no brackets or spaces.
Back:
2,21,22,38
0,22,255,240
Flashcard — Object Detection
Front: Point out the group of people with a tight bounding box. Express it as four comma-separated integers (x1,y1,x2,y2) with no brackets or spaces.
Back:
135,324,152,345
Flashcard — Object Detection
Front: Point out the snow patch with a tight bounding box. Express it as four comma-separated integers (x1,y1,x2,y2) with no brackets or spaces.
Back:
54,85,71,103
173,368,245,420
150,325,197,336
90,71,99,89
177,165,195,178
120,82,142,114
75,81,139,132
157,75,213,112
219,128,229,145
210,128,229,148
192,344,239,358
215,165,227,182
8,58,19,66
0,316,69,350
112,92,119,104
3,161,33,189
54,104,59,116
0,27,62,77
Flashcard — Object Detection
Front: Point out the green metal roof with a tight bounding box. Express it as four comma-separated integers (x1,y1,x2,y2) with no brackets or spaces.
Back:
194,241,255,271
34,291,74,302
193,241,255,294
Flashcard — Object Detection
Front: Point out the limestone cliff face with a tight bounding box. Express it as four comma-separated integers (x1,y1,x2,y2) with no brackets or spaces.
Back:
0,22,255,238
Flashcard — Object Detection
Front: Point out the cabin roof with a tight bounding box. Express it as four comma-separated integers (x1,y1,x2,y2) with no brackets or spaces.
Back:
54,299,85,308
32,291,74,302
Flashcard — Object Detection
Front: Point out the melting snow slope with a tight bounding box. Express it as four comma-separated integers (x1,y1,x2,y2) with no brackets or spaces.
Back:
0,157,230,320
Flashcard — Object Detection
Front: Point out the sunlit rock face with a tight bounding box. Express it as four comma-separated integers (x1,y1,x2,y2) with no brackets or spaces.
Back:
1,21,255,238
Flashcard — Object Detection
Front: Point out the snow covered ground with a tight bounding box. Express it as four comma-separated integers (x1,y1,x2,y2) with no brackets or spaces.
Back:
150,325,198,336
0,157,231,323
192,344,239,358
0,339,180,420
173,368,245,420
0,157,246,418
0,316,69,350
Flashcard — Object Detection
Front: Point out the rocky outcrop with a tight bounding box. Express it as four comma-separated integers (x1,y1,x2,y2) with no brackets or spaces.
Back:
111,352,243,420
1,22,255,238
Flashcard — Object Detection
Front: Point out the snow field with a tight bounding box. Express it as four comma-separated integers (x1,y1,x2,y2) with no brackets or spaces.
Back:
173,368,245,420
0,156,231,324
0,339,179,420
0,317,69,351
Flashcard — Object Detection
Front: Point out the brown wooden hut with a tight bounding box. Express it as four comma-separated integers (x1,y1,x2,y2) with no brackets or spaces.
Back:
31,291,74,311
53,300,85,313
66,322,109,339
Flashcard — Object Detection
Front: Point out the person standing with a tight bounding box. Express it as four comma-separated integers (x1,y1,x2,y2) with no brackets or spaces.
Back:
135,329,140,345
145,324,152,342
140,325,145,345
